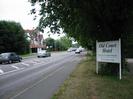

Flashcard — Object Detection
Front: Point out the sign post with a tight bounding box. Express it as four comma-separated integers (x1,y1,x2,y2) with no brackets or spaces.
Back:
96,39,121,79
119,39,121,79
96,40,99,74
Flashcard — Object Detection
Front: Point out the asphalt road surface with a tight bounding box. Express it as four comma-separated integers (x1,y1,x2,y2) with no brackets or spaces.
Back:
0,51,86,99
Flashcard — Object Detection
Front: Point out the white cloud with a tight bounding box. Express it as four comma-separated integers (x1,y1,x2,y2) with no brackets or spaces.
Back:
0,0,39,29
0,0,65,39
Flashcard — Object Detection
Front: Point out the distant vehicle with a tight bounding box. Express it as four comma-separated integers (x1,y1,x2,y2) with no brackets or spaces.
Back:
67,48,72,52
75,48,81,54
78,47,85,52
37,50,51,58
67,47,77,52
0,52,22,64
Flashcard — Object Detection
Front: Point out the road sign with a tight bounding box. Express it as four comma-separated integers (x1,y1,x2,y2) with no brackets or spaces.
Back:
96,39,121,79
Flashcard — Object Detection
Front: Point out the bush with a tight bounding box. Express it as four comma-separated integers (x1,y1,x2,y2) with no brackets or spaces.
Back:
0,21,30,54
99,63,119,75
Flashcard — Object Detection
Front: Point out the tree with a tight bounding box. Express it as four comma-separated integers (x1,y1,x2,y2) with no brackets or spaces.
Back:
59,36,72,50
43,37,55,51
54,40,64,51
30,0,133,73
125,33,133,58
43,36,72,51
30,0,133,47
0,21,30,54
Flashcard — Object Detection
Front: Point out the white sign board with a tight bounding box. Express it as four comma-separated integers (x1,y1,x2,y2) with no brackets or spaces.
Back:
96,39,122,79
96,40,121,63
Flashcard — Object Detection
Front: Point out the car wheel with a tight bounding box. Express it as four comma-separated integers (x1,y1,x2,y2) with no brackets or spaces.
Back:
8,60,12,64
19,59,22,62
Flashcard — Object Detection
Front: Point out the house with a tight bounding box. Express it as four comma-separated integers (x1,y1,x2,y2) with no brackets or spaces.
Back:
25,29,45,53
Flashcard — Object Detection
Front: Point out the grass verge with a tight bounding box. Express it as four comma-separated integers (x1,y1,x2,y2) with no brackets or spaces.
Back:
52,57,133,99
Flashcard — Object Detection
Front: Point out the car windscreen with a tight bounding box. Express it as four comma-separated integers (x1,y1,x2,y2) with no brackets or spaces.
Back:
39,51,46,53
0,53,10,57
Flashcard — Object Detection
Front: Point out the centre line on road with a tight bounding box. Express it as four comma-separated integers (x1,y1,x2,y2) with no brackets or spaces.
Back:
0,69,4,74
10,66,65,99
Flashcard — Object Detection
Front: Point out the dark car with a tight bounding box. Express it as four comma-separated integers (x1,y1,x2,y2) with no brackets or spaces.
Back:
0,52,22,64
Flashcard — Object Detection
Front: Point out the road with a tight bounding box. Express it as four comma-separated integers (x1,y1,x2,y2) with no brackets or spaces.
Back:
0,51,86,99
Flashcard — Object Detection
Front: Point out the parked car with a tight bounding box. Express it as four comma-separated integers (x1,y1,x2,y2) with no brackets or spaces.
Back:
0,52,22,64
37,50,51,58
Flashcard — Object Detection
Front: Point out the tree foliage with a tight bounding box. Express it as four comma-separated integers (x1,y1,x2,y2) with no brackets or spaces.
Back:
43,37,55,51
43,36,72,51
30,0,133,44
59,36,72,49
0,21,30,54
30,0,133,74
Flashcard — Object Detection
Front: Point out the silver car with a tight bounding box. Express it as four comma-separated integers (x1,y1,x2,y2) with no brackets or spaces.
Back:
37,50,51,58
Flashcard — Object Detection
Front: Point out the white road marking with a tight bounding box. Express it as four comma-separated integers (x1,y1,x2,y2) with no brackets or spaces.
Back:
21,63,30,66
11,65,20,70
10,66,64,99
0,68,25,76
0,69,4,74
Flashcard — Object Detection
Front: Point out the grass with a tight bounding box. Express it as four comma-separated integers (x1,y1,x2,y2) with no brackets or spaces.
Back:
20,53,36,57
52,57,133,99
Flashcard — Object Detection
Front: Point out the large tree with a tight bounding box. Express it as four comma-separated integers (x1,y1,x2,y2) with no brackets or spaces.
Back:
30,0,133,41
59,36,72,49
30,0,133,57
0,21,30,54
43,36,72,51
43,37,55,51
30,0,133,74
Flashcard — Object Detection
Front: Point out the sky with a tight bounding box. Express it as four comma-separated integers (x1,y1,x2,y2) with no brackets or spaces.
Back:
0,0,64,39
